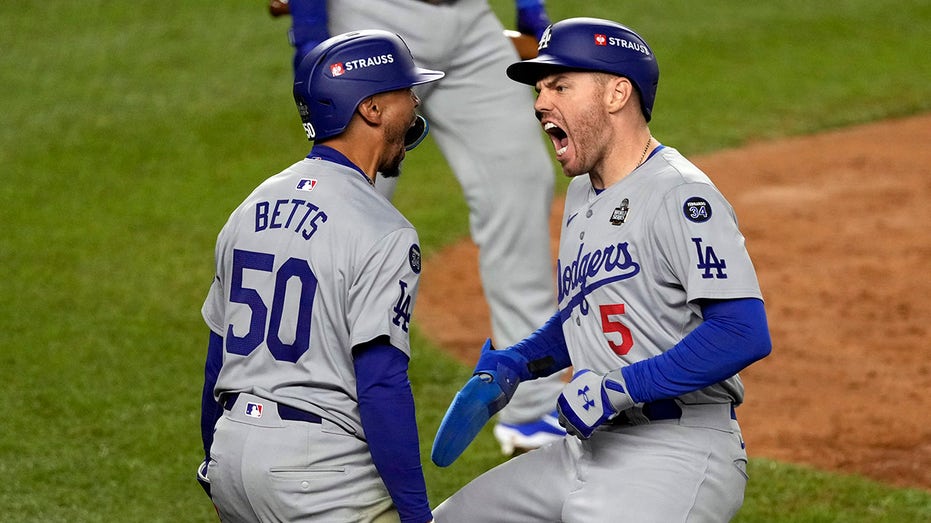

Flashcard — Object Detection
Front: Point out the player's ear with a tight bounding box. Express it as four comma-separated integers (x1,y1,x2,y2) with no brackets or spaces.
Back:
356,95,383,126
605,76,632,114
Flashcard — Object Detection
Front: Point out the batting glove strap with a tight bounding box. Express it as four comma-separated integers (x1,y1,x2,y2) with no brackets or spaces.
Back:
556,369,638,439
602,369,637,415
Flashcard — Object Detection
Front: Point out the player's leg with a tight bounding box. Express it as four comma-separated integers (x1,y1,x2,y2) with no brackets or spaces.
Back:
561,412,747,522
210,394,397,522
433,437,576,522
684,419,749,522
410,0,564,430
208,415,260,521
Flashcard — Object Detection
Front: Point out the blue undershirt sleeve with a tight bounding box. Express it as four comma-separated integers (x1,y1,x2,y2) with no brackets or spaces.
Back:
200,330,224,458
622,298,772,403
508,311,573,379
354,340,432,523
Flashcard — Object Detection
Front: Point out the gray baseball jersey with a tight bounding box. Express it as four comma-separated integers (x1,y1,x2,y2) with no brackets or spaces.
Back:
326,0,563,424
202,157,422,437
434,146,759,521
557,145,762,406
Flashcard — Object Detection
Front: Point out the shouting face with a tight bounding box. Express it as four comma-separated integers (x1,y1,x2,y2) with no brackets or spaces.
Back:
534,72,614,180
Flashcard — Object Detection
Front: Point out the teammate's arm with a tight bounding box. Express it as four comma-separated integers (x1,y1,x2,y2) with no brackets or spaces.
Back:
289,0,330,69
622,297,772,403
196,330,224,497
200,330,224,458
515,0,551,40
354,337,432,523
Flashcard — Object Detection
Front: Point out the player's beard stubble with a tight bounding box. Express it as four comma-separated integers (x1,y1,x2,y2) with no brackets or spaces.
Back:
378,115,411,178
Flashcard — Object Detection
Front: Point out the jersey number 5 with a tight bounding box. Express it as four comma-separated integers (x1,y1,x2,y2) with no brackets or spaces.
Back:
226,249,318,363
599,304,633,356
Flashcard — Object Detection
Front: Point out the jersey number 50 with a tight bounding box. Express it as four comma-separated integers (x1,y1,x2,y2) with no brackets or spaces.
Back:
226,249,317,363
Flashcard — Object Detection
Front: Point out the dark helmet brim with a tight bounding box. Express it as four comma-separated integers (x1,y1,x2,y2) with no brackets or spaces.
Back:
506,58,580,86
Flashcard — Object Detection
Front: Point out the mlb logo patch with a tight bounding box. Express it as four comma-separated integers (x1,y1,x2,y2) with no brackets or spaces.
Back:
296,178,318,192
245,402,264,418
594,34,607,46
330,62,345,77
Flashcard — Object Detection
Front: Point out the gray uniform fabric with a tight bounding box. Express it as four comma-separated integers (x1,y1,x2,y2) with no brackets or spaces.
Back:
203,157,421,519
434,146,761,521
327,0,563,423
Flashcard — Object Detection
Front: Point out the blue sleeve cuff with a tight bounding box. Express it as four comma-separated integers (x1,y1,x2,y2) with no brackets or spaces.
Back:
509,311,572,378
354,341,432,523
622,298,772,403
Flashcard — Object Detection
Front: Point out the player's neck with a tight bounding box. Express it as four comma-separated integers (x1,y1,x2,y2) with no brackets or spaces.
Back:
322,137,379,185
593,132,654,190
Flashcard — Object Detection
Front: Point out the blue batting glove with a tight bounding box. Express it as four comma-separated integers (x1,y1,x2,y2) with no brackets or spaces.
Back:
516,0,551,41
556,369,636,439
431,339,529,467
472,338,530,402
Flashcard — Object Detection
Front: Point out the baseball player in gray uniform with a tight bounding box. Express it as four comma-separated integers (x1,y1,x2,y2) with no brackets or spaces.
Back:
284,0,567,455
197,30,443,522
431,18,773,521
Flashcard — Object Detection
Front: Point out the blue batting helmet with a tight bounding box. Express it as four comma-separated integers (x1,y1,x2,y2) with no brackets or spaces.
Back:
293,30,444,143
507,18,659,121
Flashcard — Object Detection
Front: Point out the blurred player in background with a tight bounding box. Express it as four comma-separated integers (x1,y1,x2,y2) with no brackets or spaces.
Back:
432,17,772,521
198,30,442,522
276,0,567,455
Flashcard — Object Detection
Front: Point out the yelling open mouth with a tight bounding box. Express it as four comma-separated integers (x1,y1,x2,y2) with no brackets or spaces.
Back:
544,122,569,157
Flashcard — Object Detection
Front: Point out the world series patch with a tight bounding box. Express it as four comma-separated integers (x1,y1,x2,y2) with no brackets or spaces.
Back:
683,197,712,223
610,198,630,225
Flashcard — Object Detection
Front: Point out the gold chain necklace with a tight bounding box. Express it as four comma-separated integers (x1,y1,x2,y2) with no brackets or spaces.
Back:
637,136,653,167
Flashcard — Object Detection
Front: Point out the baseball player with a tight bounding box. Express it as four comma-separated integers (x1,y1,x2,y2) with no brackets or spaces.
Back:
197,30,443,522
430,18,772,521
282,0,568,455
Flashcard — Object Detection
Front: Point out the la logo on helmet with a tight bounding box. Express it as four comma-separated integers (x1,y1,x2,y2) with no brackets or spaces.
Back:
538,26,552,50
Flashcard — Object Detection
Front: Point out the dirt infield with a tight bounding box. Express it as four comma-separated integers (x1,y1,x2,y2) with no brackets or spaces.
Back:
414,114,931,490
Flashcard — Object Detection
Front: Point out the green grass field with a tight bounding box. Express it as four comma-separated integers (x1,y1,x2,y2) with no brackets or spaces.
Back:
1,1,929,521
